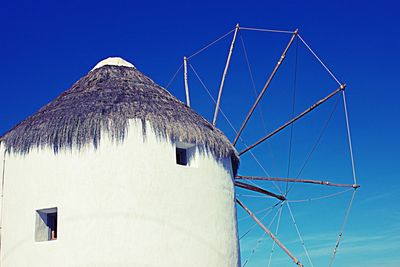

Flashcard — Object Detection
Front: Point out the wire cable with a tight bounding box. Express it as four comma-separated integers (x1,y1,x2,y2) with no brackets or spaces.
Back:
267,202,284,267
342,91,357,185
242,204,284,266
239,201,281,237
329,189,357,267
187,28,235,60
286,95,340,195
287,202,315,267
239,32,278,173
240,27,295,34
297,34,341,86
165,64,183,89
287,188,353,203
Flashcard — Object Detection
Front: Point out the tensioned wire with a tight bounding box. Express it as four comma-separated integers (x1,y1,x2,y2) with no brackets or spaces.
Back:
165,63,183,89
239,201,281,238
167,25,293,88
287,188,353,203
239,27,295,34
287,202,315,267
286,94,340,195
329,189,357,267
267,202,284,267
188,25,295,60
242,203,284,267
187,29,235,60
238,32,278,180
342,91,357,185
297,34,341,86
164,27,235,90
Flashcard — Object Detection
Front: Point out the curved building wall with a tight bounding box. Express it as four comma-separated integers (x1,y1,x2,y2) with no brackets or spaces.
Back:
0,120,240,267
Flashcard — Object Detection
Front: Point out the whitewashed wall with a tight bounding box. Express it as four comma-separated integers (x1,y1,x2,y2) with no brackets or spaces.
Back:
0,142,4,244
0,120,240,267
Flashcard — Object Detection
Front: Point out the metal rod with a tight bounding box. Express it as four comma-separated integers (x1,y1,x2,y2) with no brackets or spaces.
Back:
235,175,360,189
235,181,286,201
183,56,190,107
236,198,303,267
239,84,346,156
233,29,299,145
212,23,240,126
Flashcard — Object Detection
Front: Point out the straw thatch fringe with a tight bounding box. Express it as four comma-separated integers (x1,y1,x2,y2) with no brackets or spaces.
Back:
0,65,239,174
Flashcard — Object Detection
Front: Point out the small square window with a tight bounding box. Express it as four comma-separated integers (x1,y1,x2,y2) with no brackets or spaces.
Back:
35,207,57,242
176,147,188,166
175,142,196,167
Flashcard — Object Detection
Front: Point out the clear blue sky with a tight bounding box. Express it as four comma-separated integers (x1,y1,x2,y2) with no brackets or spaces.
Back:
1,1,399,266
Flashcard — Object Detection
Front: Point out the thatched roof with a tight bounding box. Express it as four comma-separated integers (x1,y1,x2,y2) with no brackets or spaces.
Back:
0,58,239,173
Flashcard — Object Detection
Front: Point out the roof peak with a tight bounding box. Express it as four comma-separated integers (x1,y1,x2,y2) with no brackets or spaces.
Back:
91,57,135,71
1,59,239,174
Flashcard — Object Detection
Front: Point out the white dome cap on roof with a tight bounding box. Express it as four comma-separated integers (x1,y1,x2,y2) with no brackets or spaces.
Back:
91,57,135,71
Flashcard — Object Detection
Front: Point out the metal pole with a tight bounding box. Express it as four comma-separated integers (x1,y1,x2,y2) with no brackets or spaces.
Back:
235,175,360,189
235,181,286,201
239,84,346,156
212,24,240,126
236,198,303,267
233,29,298,145
183,56,190,107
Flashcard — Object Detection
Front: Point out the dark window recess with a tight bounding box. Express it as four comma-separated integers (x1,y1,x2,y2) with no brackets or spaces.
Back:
48,212,57,240
35,208,58,242
176,147,188,166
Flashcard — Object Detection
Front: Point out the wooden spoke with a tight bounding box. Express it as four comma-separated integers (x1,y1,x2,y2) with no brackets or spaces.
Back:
235,175,360,189
239,84,346,156
234,181,286,201
183,56,190,106
236,198,303,267
213,24,240,126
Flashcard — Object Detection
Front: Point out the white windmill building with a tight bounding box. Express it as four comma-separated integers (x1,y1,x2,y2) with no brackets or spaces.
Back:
0,57,240,267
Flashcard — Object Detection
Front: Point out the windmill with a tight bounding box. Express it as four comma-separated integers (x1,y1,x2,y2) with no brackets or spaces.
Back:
0,24,359,267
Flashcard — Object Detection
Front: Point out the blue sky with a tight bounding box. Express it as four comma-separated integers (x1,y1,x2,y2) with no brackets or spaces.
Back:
1,0,399,266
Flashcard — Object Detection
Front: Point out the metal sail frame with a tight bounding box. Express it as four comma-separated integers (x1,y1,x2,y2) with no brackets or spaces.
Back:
165,24,359,267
